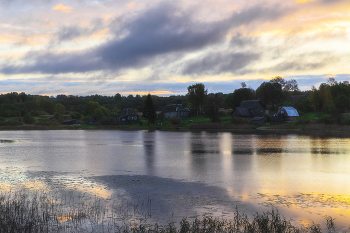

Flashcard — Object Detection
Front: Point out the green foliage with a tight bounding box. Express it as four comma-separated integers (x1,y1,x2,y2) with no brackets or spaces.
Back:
23,112,35,124
317,114,334,124
69,112,81,120
169,117,181,125
225,88,255,109
187,83,207,115
35,118,52,125
39,97,54,114
204,94,222,122
231,116,250,125
84,101,107,119
55,103,66,114
0,117,5,122
0,119,23,126
340,117,350,125
256,81,283,108
36,110,49,116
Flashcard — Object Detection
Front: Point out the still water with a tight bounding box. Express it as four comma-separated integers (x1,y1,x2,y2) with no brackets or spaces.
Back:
1,130,350,229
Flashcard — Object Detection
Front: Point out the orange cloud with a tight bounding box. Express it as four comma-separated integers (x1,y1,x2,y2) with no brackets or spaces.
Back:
52,3,72,13
296,0,316,3
127,2,135,9
44,22,55,27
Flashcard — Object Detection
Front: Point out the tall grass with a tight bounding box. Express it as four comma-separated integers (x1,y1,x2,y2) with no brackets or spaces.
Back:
0,190,343,232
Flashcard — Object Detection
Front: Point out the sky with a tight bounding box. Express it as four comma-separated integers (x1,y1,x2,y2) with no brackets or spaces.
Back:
1,0,350,97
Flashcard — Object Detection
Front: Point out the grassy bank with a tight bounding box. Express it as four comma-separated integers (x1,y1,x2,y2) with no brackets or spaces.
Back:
0,189,342,233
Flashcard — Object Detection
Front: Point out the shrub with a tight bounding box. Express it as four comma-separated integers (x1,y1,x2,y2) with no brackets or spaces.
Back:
0,119,23,126
231,116,250,124
35,118,51,125
340,117,350,125
69,112,81,120
317,114,334,124
23,112,35,124
169,117,181,125
295,118,311,125
36,110,49,116
0,117,5,122
101,117,117,125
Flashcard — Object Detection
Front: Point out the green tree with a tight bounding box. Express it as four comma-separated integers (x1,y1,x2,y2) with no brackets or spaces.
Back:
143,94,157,123
40,98,55,114
55,103,66,114
256,81,283,108
23,112,35,124
204,94,222,122
187,83,207,115
225,88,255,109
84,101,107,119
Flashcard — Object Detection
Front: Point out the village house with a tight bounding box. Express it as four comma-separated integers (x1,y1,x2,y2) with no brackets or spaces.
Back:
116,108,139,124
162,104,189,119
232,100,266,118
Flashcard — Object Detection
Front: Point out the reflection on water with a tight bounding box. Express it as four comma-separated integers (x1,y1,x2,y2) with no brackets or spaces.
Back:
1,130,350,230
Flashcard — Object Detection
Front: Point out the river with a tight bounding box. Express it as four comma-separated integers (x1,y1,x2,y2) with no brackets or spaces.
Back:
0,130,350,230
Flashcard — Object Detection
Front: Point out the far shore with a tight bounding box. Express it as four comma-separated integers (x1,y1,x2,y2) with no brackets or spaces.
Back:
1,122,350,137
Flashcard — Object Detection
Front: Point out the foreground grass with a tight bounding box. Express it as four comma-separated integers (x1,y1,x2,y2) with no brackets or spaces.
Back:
0,190,341,233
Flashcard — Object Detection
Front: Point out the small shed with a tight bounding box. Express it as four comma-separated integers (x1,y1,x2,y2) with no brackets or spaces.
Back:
275,106,299,122
250,117,265,125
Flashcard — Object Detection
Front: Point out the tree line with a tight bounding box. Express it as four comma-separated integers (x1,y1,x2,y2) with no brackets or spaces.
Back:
1,76,350,125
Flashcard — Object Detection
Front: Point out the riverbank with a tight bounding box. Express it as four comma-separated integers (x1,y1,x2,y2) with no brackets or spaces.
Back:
2,122,350,137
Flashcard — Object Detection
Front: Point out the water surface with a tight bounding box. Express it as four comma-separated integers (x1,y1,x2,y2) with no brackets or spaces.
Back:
1,130,350,229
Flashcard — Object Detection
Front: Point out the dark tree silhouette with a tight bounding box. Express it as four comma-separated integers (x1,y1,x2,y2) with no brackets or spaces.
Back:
143,94,157,123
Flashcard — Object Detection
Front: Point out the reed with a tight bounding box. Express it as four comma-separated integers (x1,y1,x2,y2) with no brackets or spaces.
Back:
0,190,343,232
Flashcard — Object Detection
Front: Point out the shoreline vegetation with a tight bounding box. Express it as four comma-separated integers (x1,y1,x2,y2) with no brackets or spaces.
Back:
2,114,350,138
0,189,340,233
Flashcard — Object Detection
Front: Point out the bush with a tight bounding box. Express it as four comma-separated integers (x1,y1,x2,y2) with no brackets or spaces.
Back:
231,116,250,124
169,117,181,125
340,117,350,125
317,114,334,124
295,118,311,125
69,112,81,120
35,118,51,125
0,117,5,122
101,117,117,125
0,119,23,126
36,110,49,116
264,115,270,123
23,112,35,124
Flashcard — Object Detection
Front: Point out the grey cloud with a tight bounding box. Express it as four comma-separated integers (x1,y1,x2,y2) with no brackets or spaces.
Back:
182,52,260,75
0,2,289,75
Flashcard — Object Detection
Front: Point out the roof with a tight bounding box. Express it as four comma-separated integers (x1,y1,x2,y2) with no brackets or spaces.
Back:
280,106,299,117
163,104,188,113
240,100,261,109
234,107,252,117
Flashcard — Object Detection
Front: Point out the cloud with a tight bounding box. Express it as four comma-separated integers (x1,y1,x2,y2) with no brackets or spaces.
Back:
0,2,291,76
52,3,72,13
182,52,260,75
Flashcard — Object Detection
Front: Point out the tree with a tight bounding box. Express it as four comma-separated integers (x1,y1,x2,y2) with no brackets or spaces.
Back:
204,94,222,122
55,103,66,114
84,101,107,119
143,94,157,123
225,88,255,109
187,83,207,115
256,81,283,108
